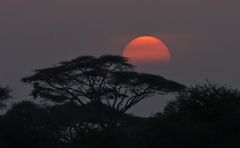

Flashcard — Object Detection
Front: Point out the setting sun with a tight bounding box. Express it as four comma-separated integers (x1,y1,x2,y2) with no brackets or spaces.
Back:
123,36,170,63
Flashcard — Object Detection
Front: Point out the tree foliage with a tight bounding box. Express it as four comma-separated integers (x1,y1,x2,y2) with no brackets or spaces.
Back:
0,85,10,109
164,82,240,120
144,83,240,148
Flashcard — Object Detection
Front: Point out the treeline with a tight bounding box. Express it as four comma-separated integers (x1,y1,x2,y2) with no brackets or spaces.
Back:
0,55,240,148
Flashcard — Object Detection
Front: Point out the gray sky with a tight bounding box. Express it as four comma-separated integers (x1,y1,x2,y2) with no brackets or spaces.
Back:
0,0,240,116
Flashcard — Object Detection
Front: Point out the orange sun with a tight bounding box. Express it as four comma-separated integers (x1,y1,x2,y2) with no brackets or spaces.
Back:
123,36,170,63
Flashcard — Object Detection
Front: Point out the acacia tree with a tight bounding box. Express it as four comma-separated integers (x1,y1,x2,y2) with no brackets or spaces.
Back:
23,55,185,127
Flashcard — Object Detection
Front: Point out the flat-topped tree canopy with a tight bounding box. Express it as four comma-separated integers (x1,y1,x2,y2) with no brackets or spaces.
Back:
22,55,185,126
23,55,133,82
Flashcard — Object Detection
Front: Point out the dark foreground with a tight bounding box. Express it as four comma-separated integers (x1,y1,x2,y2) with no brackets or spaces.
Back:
1,83,240,148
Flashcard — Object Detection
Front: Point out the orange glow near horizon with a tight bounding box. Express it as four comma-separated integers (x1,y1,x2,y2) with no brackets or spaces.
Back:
123,36,170,63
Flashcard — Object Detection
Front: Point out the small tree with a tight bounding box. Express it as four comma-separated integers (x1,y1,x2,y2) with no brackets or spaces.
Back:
23,55,185,127
0,85,10,109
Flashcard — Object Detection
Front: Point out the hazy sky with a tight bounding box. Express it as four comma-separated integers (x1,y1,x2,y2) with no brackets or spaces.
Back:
0,0,240,116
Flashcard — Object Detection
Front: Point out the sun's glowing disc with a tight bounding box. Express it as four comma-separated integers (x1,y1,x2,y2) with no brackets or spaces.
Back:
123,36,170,63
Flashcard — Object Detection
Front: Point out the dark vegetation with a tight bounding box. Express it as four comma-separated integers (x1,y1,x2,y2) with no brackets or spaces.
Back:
0,55,240,148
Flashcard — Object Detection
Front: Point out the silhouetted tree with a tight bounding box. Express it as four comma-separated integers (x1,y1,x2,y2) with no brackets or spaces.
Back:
164,82,240,121
0,86,10,109
22,55,185,127
143,82,240,148
0,101,61,148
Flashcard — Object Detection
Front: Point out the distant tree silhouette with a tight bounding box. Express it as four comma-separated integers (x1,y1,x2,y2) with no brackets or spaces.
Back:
22,55,185,127
164,82,240,121
0,86,10,109
143,82,240,148
0,101,59,148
